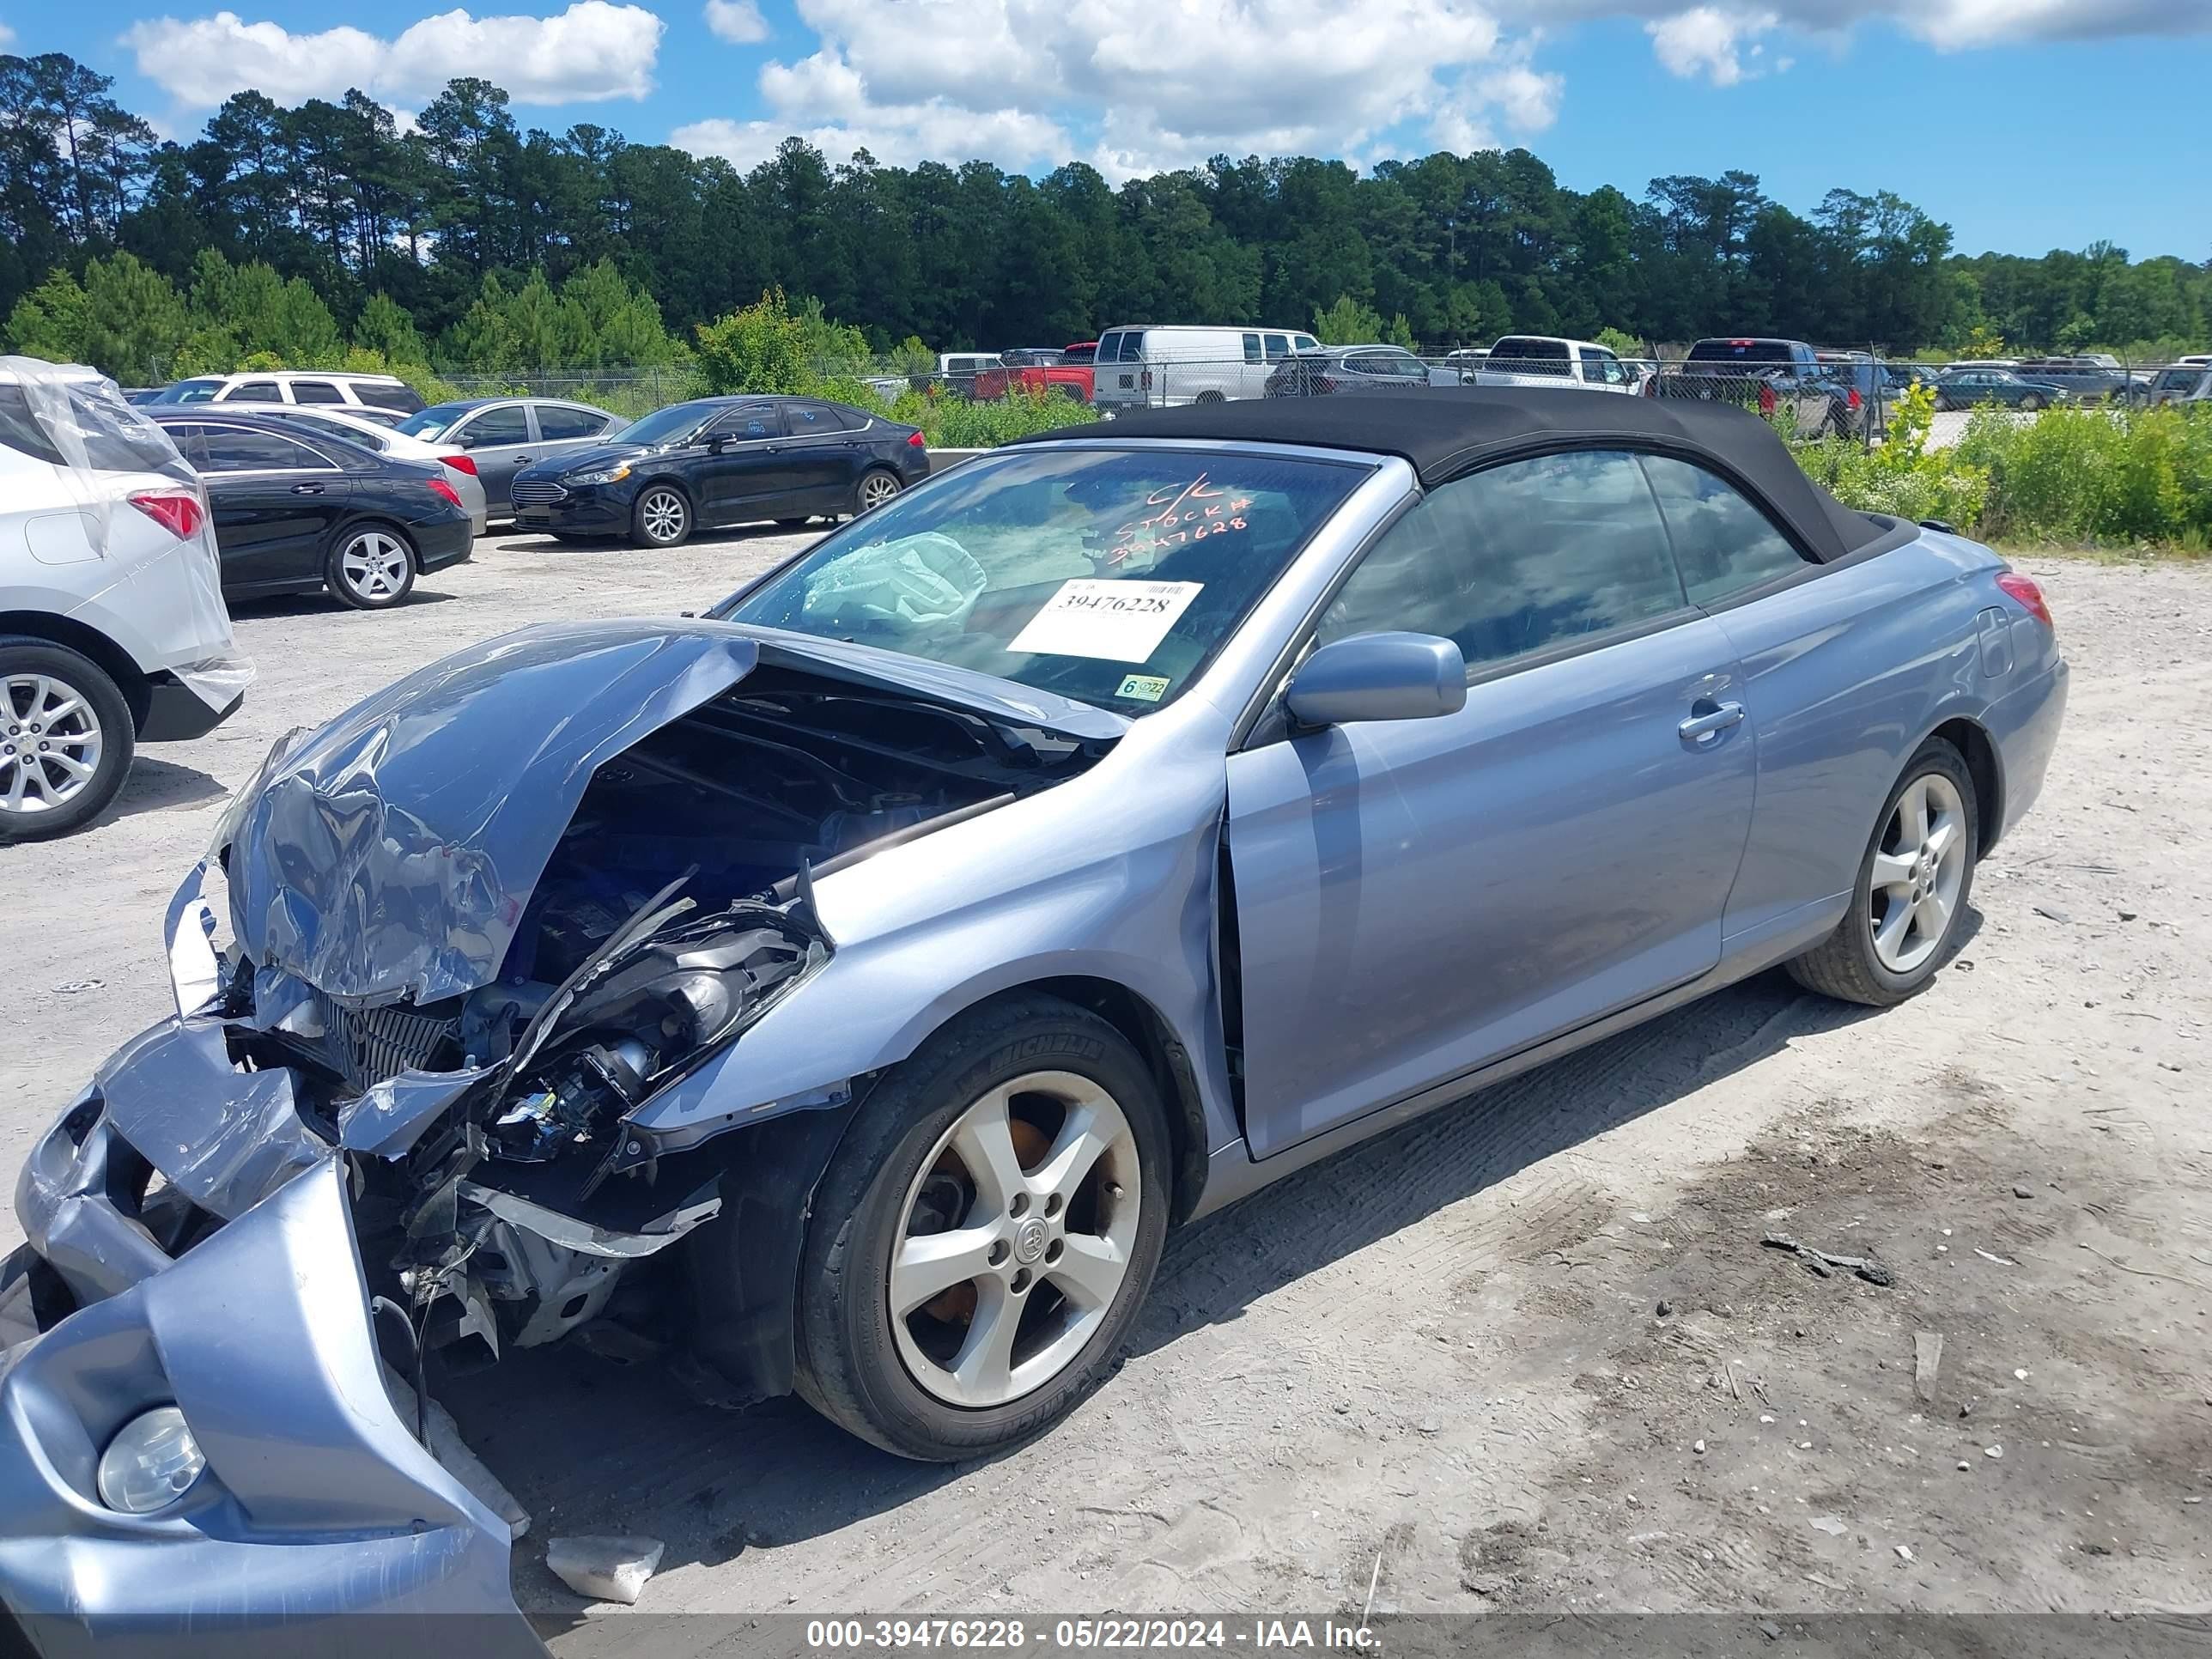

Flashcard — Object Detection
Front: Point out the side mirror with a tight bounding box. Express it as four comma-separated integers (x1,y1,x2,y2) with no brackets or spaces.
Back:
1284,632,1467,728
705,433,730,453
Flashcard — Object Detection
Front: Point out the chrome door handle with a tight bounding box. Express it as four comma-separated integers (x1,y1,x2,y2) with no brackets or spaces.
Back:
1680,701,1746,742
290,483,324,495
513,454,532,463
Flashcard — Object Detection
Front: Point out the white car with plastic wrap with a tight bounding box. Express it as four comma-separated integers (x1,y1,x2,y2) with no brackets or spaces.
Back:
0,357,253,840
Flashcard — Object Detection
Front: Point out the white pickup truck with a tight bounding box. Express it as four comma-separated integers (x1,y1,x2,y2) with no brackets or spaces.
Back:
1469,336,1644,392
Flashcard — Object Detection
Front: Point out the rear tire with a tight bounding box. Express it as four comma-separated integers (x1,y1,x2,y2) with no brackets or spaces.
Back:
0,639,134,842
853,468,902,516
793,994,1171,1461
1193,390,1226,405
1787,738,1978,1007
2020,393,2045,412
326,522,417,610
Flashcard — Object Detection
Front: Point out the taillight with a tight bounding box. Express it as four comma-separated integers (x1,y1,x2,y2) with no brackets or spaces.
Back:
1140,370,1152,390
1848,387,1862,409
1758,384,1777,415
441,453,478,476
425,477,464,509
1996,571,2051,628
128,489,205,541
906,430,927,449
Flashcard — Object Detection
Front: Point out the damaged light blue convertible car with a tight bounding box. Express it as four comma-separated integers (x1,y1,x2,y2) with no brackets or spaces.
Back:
0,391,2065,1647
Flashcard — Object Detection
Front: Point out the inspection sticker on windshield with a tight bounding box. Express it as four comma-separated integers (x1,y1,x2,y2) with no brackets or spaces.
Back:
1009,579,1202,663
1115,674,1170,702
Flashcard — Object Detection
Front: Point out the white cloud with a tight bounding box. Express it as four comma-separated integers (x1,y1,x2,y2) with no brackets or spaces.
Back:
678,0,1562,180
1513,0,2206,82
702,0,769,43
120,3,665,111
0,22,16,49
1645,6,1779,83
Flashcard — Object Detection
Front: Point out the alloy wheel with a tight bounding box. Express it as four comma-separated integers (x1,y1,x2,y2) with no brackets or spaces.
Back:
860,472,901,511
339,531,410,601
889,1071,1141,1408
640,488,688,543
1869,772,1966,974
0,672,103,819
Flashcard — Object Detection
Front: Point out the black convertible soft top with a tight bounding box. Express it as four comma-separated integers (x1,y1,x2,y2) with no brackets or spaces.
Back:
1012,386,1899,564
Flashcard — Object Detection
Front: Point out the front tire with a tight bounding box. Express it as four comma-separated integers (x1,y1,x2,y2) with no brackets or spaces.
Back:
793,995,1171,1461
632,483,693,548
0,640,133,842
2020,393,2045,412
326,523,416,610
1787,738,1978,1007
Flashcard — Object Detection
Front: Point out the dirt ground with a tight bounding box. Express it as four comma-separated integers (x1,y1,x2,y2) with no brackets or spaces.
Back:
3,532,2209,1638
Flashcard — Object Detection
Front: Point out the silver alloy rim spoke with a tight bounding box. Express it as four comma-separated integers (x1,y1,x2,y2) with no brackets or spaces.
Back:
889,1068,1140,1408
863,476,896,507
1870,771,1966,974
0,672,103,816
343,533,407,599
643,492,684,540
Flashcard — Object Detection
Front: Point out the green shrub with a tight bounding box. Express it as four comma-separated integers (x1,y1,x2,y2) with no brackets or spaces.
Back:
1956,404,2212,549
1792,382,1990,530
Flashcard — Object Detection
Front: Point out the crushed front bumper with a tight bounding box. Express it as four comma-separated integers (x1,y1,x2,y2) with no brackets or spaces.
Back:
0,1133,544,1656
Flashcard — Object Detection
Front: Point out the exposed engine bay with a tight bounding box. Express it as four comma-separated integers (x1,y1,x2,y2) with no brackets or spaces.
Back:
192,659,1110,1379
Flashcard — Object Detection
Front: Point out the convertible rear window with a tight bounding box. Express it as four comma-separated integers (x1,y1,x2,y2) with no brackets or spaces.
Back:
718,447,1368,713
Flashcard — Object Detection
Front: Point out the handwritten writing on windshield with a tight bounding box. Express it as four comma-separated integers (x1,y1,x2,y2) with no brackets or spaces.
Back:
1103,474,1252,566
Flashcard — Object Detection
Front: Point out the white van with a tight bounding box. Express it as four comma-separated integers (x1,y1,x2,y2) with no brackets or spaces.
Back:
1092,325,1321,410
0,358,252,839
143,370,425,419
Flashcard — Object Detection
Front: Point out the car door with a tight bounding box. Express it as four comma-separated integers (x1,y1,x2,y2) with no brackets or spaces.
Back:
775,401,866,514
691,402,787,524
1224,448,1757,1158
447,402,535,511
530,403,617,475
184,422,351,593
1655,450,1973,949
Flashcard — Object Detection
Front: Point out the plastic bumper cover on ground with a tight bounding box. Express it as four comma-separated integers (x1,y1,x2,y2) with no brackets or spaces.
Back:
0,1153,544,1658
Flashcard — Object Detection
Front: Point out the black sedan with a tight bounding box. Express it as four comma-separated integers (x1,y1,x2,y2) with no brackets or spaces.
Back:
1930,368,2071,411
507,395,931,548
149,411,474,609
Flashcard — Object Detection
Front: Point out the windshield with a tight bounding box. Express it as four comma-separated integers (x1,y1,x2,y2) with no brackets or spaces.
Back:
147,378,222,404
610,402,714,447
716,447,1368,714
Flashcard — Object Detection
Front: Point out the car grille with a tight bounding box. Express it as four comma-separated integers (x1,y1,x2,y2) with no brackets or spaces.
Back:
510,480,568,507
295,995,465,1094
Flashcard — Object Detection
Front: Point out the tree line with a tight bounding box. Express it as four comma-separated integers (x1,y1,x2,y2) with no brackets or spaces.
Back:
3,51,2206,385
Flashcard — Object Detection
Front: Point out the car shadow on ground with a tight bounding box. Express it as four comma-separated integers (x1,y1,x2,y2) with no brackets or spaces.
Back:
228,588,459,617
106,756,228,823
482,522,819,556
447,931,1979,1623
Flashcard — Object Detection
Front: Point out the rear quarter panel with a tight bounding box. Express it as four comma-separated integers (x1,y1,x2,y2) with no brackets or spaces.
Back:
1707,531,2020,949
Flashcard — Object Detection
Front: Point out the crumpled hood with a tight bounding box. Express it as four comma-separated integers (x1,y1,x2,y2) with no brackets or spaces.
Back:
220,620,761,1005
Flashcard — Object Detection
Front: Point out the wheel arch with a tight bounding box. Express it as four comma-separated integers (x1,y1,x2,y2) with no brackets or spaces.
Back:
1927,714,2003,857
972,975,1212,1227
0,611,152,732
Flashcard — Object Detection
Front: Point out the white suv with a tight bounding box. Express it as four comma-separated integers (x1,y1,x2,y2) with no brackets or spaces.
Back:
142,370,424,420
0,358,253,840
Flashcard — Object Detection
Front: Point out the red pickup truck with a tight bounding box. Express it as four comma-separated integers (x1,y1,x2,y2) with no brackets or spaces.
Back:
969,343,1097,403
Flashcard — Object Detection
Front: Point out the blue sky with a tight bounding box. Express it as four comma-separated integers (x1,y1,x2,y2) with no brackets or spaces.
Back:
8,1,2208,259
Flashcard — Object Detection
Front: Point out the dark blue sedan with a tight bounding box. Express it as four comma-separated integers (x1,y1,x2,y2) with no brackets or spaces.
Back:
509,394,931,547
